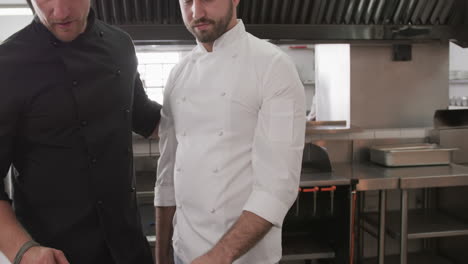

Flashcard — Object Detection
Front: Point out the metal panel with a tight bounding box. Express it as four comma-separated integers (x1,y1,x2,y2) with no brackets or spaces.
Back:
144,0,152,23
381,0,398,24
373,0,386,24
430,0,446,25
420,0,437,25
270,0,281,24
316,0,328,24
393,0,408,25
110,0,120,24
132,0,141,24
121,24,454,42
325,0,338,24
354,0,367,24
335,0,348,24
121,0,132,24
344,0,358,24
410,0,426,24
402,0,418,24
240,1,250,24
249,0,260,24
280,0,290,24
168,0,177,24
309,0,322,24
153,0,162,24
439,0,455,25
97,0,109,23
259,0,270,24
299,0,311,24
90,0,465,44
290,0,302,24
364,0,377,24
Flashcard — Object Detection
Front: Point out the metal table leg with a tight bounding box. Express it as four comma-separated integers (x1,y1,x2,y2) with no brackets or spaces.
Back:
349,189,357,264
400,189,408,264
357,191,364,263
378,190,387,264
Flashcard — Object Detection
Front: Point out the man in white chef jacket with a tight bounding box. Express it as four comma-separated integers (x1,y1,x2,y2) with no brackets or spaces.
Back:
154,0,306,263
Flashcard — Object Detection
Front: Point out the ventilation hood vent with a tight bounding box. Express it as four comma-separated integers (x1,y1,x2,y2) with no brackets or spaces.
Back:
92,0,467,45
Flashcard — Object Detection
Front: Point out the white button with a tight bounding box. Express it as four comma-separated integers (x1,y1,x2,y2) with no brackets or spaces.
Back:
210,209,216,213
232,54,238,58
182,131,186,136
176,168,181,172
177,205,182,209
221,92,226,97
218,131,224,136
213,168,219,173
182,97,186,102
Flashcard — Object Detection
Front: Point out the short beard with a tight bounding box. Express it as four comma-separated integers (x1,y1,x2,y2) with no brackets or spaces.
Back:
187,2,234,43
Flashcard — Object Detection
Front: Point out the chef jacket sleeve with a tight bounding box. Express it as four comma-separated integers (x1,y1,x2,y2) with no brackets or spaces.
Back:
154,68,178,207
132,73,162,138
243,53,306,227
0,79,20,202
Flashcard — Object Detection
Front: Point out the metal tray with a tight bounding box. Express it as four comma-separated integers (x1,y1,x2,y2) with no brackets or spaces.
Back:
370,143,457,167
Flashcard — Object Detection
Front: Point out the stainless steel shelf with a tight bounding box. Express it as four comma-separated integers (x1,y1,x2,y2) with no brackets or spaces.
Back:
363,252,453,264
363,209,468,240
281,235,335,261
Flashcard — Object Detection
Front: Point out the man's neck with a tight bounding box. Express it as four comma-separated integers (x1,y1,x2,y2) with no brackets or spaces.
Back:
202,42,214,52
202,19,238,53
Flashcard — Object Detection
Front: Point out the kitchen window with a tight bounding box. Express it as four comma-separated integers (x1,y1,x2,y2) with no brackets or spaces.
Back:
136,45,194,104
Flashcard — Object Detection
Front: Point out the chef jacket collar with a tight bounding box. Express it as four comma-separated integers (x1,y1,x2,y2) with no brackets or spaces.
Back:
196,19,246,53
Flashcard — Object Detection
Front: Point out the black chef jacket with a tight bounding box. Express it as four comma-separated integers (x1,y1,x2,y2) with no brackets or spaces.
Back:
0,10,160,264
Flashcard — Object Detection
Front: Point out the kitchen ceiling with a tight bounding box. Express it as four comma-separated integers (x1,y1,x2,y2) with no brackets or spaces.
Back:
92,0,467,45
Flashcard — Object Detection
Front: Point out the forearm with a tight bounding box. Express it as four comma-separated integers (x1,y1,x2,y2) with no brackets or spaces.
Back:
209,211,272,262
0,200,32,262
155,206,176,261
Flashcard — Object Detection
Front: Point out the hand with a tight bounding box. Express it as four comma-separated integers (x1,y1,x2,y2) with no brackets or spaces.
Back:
20,246,70,264
190,251,232,264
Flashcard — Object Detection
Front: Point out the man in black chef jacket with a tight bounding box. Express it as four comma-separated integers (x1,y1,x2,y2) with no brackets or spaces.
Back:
0,0,160,263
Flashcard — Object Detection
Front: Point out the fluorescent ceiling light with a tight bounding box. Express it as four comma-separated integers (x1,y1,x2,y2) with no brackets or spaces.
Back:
0,8,32,16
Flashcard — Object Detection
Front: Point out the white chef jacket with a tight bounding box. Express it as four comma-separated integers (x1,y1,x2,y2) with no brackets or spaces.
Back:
154,20,306,264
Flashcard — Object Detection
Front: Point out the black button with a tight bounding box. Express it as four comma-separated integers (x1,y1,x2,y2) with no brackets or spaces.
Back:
52,41,59,47
97,200,103,206
130,187,136,193
116,69,121,76
91,157,97,163
125,109,130,114
81,120,88,126
72,80,79,86
99,31,104,37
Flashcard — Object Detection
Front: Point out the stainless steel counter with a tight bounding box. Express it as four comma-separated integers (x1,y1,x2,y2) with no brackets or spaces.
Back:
398,163,468,189
300,171,350,187
300,162,399,190
303,162,468,264
304,162,468,191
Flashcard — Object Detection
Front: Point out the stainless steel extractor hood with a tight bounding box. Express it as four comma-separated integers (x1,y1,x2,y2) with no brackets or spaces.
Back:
91,0,468,46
